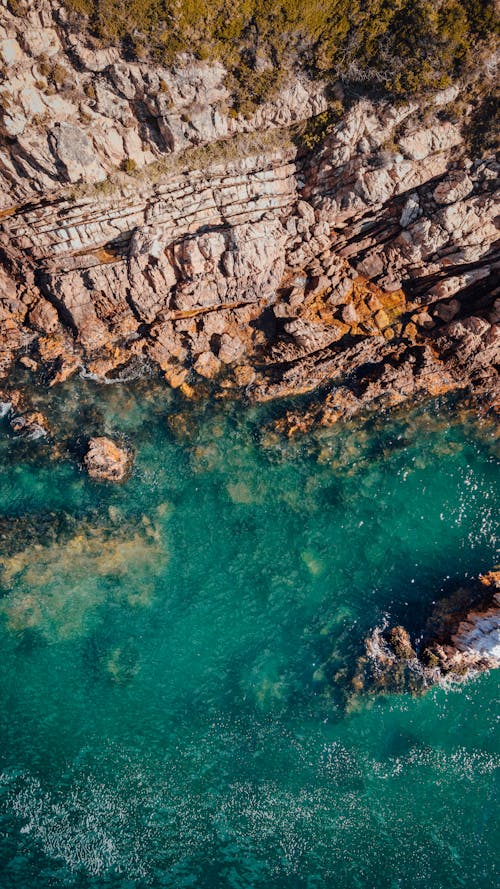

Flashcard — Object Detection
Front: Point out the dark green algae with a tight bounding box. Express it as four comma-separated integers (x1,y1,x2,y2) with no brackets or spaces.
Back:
0,377,498,888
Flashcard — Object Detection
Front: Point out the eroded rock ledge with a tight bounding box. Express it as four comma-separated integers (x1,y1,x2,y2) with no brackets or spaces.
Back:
0,0,498,430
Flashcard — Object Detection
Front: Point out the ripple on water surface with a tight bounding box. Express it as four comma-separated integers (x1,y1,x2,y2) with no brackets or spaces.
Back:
0,381,498,888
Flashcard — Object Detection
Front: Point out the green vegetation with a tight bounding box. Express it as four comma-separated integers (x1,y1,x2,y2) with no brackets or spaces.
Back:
66,125,295,203
464,89,500,154
63,0,498,102
296,103,344,151
122,158,138,174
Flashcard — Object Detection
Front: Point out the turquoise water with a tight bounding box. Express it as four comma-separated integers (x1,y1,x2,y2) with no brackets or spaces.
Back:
0,380,498,888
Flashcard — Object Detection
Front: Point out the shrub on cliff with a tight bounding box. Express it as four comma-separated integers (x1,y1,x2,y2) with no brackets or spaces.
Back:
63,0,499,103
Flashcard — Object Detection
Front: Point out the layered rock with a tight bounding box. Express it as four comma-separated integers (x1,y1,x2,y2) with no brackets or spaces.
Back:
0,0,498,428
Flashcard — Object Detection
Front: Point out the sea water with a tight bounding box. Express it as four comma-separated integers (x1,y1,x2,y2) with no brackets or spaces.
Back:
0,379,498,888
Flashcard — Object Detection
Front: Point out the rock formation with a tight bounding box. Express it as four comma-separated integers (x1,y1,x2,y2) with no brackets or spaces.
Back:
83,436,132,482
421,570,500,679
0,0,498,430
352,570,500,697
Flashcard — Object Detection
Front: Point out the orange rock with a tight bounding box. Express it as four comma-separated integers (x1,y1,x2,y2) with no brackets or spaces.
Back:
375,309,391,330
83,437,132,483
180,382,195,399
164,365,189,388
193,351,221,380
234,364,256,387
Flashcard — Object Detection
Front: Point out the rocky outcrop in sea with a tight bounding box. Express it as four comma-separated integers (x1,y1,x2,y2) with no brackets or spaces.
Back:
352,570,500,698
83,435,132,482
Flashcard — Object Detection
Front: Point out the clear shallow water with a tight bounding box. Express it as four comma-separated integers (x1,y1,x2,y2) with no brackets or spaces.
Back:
0,381,498,888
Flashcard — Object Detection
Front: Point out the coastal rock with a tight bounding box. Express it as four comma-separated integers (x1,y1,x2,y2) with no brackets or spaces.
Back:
10,410,49,439
234,364,256,387
193,350,222,379
0,38,22,66
353,571,500,698
421,571,500,678
0,0,497,429
28,298,60,334
218,333,245,364
398,122,462,161
83,437,132,482
433,171,474,206
69,38,120,72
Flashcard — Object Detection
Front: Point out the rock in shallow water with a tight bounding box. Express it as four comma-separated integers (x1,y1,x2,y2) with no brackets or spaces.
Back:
83,436,132,482
421,570,500,678
352,570,500,698
10,410,49,439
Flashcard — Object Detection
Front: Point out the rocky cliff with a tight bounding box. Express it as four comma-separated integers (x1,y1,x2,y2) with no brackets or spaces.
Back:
0,0,499,426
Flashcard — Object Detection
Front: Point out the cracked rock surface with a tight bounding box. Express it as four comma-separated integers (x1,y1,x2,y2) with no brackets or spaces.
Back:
0,0,498,429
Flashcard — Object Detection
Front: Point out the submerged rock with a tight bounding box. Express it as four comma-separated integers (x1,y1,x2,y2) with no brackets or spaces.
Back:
83,436,132,482
353,623,422,697
0,512,167,640
10,410,49,439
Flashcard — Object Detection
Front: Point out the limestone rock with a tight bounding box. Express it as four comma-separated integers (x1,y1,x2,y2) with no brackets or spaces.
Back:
399,122,462,161
0,38,22,66
433,299,460,323
22,27,61,58
29,299,59,334
69,38,120,72
399,193,420,228
341,303,358,325
433,171,473,206
218,333,245,364
164,365,189,388
234,364,256,387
